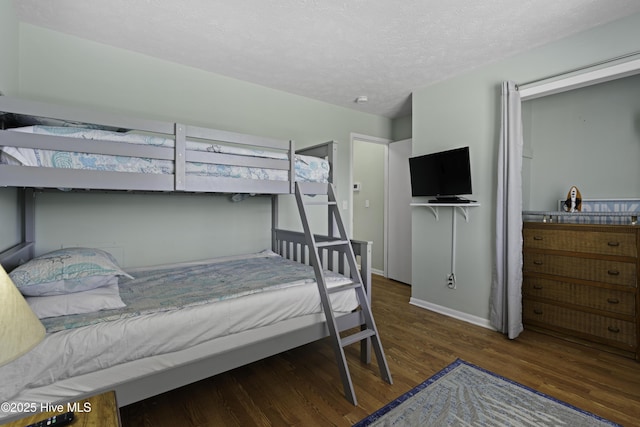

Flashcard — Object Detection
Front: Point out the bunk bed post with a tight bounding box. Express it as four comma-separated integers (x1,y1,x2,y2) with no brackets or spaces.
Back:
325,141,337,185
323,141,338,272
325,140,338,233
353,239,372,364
174,123,186,191
0,188,36,270
21,188,35,251
288,140,295,194
17,188,35,261
271,195,279,252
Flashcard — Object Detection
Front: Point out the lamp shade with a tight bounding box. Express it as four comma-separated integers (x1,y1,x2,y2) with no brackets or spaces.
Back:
0,264,45,366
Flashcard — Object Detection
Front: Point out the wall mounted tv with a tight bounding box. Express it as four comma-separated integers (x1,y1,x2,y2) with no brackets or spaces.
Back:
409,146,473,203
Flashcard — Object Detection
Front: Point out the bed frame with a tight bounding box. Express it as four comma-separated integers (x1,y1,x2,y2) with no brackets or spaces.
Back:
0,96,373,416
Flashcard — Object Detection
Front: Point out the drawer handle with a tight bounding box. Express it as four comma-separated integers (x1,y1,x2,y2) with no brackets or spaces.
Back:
607,298,620,304
533,285,543,290
607,270,620,276
533,309,543,315
607,241,620,247
533,260,544,266
607,326,620,333
533,236,543,241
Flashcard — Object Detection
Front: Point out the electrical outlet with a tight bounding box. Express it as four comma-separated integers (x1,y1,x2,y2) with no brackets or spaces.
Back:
446,273,456,289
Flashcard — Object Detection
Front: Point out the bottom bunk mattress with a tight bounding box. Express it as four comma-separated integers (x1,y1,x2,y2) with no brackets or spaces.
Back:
0,251,358,416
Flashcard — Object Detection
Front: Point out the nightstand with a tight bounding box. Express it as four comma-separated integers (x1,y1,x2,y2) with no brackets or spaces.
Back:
0,391,121,427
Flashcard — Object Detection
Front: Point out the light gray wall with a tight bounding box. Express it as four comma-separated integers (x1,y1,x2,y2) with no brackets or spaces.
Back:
392,114,412,141
411,12,640,322
524,74,640,210
0,0,20,252
0,17,393,266
0,0,18,96
353,140,386,272
521,102,534,211
31,192,273,268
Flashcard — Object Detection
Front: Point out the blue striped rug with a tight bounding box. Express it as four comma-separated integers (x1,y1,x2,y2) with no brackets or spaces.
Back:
354,359,620,427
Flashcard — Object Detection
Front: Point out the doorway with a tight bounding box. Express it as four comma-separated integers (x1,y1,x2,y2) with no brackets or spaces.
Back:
350,134,412,283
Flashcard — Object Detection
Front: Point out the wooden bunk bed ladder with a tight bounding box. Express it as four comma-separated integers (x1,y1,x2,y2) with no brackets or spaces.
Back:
294,182,393,405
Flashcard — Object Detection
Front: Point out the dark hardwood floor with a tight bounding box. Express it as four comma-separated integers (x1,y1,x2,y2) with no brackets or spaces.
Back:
120,275,640,426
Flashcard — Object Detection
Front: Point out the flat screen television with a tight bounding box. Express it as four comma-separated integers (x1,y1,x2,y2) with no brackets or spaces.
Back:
409,146,473,202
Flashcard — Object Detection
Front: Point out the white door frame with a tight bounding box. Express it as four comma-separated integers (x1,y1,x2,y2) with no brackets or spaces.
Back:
349,133,390,276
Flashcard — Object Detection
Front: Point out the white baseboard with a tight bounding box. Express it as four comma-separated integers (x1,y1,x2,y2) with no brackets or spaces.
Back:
372,268,384,276
409,297,496,331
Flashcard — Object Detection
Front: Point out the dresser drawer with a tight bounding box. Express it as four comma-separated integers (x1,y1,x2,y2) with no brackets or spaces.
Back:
523,277,636,316
523,300,637,348
523,252,637,287
523,227,637,258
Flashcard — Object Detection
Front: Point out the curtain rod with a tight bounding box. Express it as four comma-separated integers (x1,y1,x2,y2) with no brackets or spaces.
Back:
518,50,640,88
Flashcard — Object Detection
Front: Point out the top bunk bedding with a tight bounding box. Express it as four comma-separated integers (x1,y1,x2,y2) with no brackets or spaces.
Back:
0,97,334,195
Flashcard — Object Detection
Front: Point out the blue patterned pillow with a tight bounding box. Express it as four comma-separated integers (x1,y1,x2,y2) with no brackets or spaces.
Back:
10,248,133,296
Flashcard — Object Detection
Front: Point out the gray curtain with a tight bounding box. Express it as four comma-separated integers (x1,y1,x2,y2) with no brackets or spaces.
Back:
490,81,524,339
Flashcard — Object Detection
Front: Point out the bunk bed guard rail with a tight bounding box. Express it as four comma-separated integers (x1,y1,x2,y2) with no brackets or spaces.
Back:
0,96,302,194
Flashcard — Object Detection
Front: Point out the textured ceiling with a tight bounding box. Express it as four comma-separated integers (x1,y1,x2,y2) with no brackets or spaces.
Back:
12,0,640,118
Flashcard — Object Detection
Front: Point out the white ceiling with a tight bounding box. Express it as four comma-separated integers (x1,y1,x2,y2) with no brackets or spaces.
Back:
13,0,640,118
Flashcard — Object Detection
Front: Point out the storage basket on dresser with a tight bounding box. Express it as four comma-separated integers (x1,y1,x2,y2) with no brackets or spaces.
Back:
522,222,639,360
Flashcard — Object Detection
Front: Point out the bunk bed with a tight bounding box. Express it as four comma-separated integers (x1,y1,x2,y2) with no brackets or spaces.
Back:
0,96,374,422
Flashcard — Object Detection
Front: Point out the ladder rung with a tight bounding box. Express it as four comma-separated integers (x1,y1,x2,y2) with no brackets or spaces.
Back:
316,240,350,248
340,329,376,347
328,281,362,294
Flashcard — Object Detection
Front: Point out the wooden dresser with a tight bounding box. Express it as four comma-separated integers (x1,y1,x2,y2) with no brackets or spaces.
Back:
522,222,639,360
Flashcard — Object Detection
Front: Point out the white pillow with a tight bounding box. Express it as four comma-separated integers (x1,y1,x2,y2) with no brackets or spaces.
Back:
26,281,126,319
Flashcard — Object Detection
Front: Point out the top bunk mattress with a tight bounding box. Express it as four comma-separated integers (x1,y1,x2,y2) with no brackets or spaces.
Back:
0,125,329,187
0,251,357,407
